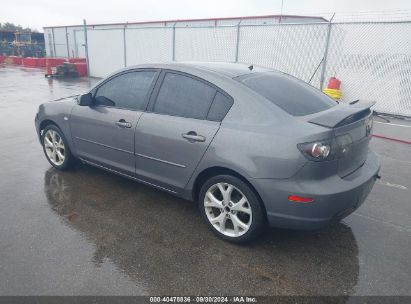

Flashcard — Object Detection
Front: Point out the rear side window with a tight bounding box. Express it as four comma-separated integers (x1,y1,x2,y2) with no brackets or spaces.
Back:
207,92,233,121
154,73,216,119
237,72,336,116
95,71,156,110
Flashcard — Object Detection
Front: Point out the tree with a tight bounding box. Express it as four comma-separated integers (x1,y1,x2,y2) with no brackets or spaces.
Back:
0,22,34,32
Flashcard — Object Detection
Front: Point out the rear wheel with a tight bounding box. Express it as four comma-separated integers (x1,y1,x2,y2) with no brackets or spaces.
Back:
42,125,74,171
199,175,265,243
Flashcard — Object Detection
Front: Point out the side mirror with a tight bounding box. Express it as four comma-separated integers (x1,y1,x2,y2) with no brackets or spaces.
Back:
79,93,93,106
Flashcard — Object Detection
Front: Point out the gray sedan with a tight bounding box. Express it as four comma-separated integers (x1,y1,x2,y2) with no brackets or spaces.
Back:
35,62,380,243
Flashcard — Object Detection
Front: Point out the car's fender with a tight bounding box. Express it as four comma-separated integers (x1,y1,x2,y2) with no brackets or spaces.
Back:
36,97,78,156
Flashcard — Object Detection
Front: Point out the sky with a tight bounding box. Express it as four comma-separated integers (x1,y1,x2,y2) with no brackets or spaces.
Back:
2,0,411,31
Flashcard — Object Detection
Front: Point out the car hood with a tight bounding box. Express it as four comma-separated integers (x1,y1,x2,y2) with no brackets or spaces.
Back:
47,95,79,104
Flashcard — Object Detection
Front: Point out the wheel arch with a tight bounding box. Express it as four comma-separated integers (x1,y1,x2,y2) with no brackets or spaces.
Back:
39,120,74,156
191,166,267,219
39,119,60,142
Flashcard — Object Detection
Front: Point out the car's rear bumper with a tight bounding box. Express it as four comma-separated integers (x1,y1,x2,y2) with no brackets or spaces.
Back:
251,150,380,230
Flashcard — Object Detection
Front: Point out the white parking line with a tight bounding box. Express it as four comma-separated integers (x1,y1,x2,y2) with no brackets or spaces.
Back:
350,213,411,233
378,181,408,190
374,121,411,128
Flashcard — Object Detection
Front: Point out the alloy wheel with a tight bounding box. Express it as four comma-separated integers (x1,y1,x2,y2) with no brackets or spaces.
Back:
44,129,65,166
204,182,252,237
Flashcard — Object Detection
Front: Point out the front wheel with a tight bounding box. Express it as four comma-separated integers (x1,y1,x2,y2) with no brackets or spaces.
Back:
199,175,266,243
42,125,74,171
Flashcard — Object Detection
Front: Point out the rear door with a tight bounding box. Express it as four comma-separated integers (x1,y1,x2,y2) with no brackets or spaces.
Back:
134,71,231,192
70,69,158,175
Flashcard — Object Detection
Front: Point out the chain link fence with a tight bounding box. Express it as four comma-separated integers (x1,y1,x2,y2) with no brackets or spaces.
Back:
48,20,411,117
325,22,411,116
238,23,329,88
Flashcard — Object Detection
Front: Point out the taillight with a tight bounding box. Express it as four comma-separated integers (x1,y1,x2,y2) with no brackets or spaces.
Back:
298,135,353,161
310,142,331,158
298,140,333,161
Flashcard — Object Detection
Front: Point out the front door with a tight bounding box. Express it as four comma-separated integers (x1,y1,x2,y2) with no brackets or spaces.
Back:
70,70,158,175
71,106,140,174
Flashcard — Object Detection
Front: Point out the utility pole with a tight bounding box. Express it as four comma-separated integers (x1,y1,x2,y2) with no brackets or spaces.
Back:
83,19,90,77
279,0,284,23
319,13,335,90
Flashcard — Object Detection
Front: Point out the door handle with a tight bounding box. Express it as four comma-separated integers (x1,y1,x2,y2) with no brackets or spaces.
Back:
182,131,206,143
115,119,132,128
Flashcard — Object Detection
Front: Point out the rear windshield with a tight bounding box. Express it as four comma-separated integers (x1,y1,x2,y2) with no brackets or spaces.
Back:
237,72,336,116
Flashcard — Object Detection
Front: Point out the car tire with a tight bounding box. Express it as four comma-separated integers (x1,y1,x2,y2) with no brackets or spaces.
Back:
199,174,266,244
42,124,74,171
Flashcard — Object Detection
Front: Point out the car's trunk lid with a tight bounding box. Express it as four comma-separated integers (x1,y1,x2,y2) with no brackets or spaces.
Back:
308,101,375,177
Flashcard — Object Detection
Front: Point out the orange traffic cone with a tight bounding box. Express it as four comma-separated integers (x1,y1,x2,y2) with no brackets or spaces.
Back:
323,77,342,101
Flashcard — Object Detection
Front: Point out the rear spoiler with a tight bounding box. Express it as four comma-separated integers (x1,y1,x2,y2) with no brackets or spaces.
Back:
308,100,375,128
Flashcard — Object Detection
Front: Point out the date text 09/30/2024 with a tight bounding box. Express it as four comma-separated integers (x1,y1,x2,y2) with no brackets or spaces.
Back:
149,296,257,303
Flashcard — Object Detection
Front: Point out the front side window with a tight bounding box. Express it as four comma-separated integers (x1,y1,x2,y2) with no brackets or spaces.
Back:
153,73,216,119
94,71,156,110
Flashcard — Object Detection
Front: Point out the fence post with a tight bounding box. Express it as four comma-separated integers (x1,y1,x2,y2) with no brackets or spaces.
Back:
83,19,90,77
51,27,56,57
172,22,177,61
123,25,127,67
65,26,70,58
235,20,242,62
73,30,78,57
319,13,335,90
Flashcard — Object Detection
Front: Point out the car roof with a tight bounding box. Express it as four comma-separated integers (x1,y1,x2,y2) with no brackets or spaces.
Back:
123,62,272,78
177,62,271,78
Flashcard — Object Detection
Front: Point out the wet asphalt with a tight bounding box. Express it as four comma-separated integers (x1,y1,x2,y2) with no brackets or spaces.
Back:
0,65,410,296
